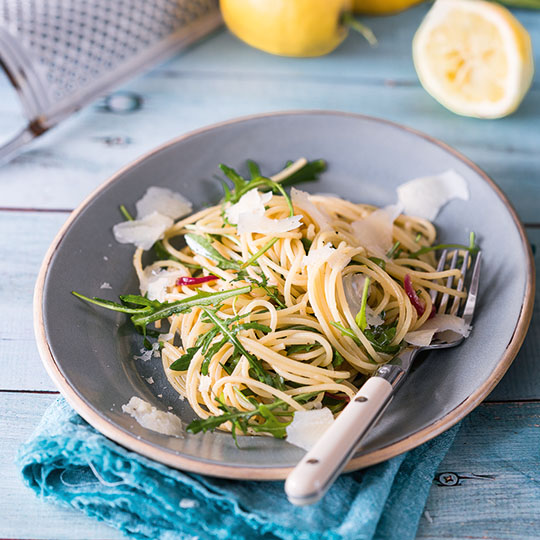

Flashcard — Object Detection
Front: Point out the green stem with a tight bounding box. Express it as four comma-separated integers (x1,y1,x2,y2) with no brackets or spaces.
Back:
342,12,377,46
201,306,270,384
242,237,279,268
119,205,134,221
131,286,251,327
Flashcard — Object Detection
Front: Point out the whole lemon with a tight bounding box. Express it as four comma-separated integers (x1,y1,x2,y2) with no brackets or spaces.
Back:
353,0,424,15
220,0,353,57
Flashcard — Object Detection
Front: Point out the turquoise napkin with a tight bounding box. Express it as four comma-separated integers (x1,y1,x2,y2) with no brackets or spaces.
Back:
17,398,458,540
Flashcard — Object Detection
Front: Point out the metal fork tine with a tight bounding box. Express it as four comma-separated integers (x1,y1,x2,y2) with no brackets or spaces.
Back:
438,250,459,314
462,251,482,325
450,251,470,316
431,249,448,304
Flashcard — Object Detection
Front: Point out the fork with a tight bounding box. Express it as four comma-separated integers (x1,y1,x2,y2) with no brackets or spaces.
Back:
285,248,482,506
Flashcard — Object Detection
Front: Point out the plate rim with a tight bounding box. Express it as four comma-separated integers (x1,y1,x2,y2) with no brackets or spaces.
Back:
33,110,536,479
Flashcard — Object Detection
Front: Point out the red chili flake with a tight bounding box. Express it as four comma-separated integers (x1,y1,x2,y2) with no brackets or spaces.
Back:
324,392,350,402
404,274,425,316
175,275,219,287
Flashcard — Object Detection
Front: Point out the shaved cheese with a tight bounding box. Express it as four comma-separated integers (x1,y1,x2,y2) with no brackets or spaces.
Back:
141,269,184,302
122,396,183,437
303,243,335,268
291,188,332,231
198,375,212,393
397,170,469,221
225,189,272,224
113,211,172,250
136,186,192,220
405,314,471,346
286,408,334,451
225,188,303,234
342,274,384,327
237,213,302,235
351,206,398,258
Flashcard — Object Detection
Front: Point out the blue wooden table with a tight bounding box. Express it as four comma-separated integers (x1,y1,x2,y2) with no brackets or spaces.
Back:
1,4,539,538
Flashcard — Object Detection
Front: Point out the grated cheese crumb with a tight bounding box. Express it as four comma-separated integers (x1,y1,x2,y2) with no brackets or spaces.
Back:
198,375,212,393
122,396,183,437
100,282,112,290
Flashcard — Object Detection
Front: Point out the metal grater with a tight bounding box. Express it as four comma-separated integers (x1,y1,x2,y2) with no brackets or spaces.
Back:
0,0,221,163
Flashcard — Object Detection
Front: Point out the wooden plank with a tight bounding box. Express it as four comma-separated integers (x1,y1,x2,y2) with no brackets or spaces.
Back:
0,211,69,391
0,15,538,220
0,75,538,221
488,227,540,401
160,5,540,81
418,402,540,539
1,392,122,540
1,210,538,398
2,392,539,539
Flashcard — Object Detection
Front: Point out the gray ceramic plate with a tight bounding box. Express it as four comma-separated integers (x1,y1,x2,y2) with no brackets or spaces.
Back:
34,111,534,479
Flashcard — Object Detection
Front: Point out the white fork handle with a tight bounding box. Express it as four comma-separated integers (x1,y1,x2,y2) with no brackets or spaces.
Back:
285,376,393,506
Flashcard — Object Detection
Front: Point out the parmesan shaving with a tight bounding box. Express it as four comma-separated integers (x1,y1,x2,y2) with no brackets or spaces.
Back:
286,408,334,451
405,314,471,346
291,188,332,231
343,274,384,327
237,213,302,235
397,170,469,221
122,397,183,437
113,211,173,250
225,189,272,224
351,206,398,258
135,186,192,220
142,269,184,303
302,243,335,268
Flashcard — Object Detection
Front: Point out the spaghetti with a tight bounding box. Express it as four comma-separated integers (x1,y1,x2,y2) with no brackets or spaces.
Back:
74,158,473,440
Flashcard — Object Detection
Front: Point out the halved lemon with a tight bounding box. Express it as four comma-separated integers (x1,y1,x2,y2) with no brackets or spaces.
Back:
413,0,534,118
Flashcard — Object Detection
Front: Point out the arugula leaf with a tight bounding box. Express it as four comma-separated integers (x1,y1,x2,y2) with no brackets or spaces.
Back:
274,159,327,188
354,277,370,331
368,257,386,270
132,286,251,329
410,232,479,257
185,233,241,271
241,237,279,268
73,286,252,334
386,241,401,259
186,392,317,441
71,292,147,314
246,159,261,179
362,325,401,354
248,273,286,309
301,237,313,253
286,343,319,355
170,347,198,371
119,204,134,221
331,321,361,345
331,320,401,355
332,349,345,367
201,307,272,386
